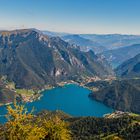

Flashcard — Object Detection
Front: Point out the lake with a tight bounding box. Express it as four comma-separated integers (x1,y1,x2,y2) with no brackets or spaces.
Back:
0,84,113,124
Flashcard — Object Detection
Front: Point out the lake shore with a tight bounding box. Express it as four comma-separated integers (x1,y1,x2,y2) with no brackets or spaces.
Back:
0,76,115,107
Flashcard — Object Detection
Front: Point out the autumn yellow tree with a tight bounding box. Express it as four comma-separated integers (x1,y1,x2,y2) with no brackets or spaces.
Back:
4,102,46,140
2,102,71,140
43,116,71,140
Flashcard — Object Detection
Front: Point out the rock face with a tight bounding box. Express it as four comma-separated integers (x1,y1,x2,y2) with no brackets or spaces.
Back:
89,79,140,114
115,53,140,78
0,29,113,89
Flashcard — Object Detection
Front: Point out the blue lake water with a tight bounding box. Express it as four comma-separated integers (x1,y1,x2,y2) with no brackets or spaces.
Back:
0,84,113,124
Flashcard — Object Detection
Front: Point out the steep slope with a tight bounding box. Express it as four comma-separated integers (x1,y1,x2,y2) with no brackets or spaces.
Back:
115,53,140,78
62,34,106,53
89,79,140,114
100,44,140,68
0,29,113,89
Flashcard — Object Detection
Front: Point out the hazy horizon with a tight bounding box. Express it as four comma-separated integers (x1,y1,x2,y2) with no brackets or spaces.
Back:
1,0,140,34
0,28,140,36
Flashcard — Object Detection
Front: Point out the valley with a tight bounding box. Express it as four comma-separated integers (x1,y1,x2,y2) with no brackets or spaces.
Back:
0,29,140,140
0,29,139,140
1,1,140,139
0,84,114,124
0,29,140,116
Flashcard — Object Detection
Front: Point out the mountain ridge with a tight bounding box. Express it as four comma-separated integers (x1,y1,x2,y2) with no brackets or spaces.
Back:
100,44,140,68
115,53,140,78
0,29,113,89
62,34,107,53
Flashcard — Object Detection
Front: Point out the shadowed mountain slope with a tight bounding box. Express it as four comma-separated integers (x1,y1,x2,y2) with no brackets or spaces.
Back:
115,53,140,78
0,29,113,89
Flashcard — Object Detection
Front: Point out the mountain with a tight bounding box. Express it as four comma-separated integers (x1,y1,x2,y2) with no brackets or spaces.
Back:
100,44,140,68
62,34,106,53
43,30,69,37
115,53,140,78
0,29,113,89
43,30,140,52
80,34,140,50
88,79,140,114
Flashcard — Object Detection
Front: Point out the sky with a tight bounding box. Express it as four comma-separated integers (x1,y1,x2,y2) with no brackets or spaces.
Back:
0,0,140,34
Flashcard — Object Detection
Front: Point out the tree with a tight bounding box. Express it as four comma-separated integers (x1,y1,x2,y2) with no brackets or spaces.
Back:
4,102,46,140
1,102,71,140
43,116,71,140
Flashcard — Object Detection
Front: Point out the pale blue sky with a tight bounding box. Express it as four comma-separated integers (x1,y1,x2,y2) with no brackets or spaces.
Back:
0,0,140,34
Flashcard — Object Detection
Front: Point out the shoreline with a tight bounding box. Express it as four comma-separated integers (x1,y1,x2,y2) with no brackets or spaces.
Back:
0,77,113,107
